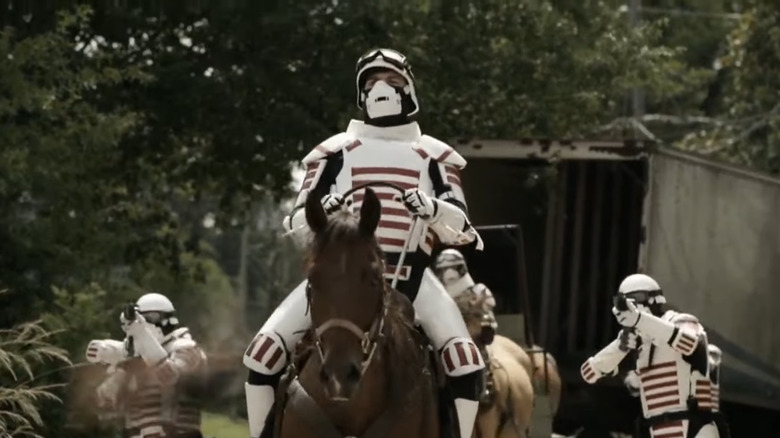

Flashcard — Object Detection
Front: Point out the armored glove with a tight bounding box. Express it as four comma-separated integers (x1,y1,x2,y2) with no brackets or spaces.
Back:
321,193,348,215
624,370,641,397
618,329,640,352
612,298,642,328
402,188,437,220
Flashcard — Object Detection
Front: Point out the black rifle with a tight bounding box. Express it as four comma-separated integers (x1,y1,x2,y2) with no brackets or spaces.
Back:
124,303,136,357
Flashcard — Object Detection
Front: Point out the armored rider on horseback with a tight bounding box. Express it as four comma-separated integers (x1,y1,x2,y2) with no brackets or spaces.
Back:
434,248,499,405
243,48,486,438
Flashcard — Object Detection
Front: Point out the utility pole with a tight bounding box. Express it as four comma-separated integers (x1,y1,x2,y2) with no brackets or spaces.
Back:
628,0,646,123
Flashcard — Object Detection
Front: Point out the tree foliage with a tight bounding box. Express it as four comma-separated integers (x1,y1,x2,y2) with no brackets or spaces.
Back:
677,0,780,173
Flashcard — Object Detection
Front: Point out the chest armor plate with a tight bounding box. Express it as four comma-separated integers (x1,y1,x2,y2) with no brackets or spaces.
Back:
334,136,436,260
636,338,691,418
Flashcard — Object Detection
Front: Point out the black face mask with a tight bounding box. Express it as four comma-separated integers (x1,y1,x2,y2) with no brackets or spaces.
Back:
613,290,665,316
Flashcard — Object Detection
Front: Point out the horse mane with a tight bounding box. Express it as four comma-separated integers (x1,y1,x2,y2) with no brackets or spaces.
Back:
454,293,485,325
304,210,370,267
381,287,431,402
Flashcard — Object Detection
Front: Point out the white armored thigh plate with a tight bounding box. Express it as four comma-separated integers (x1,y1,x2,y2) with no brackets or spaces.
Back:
259,279,312,343
413,268,471,349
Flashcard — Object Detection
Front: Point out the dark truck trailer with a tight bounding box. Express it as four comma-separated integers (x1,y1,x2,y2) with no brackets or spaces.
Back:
450,139,780,436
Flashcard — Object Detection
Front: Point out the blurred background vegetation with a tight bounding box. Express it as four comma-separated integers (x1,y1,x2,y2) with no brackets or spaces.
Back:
0,0,777,436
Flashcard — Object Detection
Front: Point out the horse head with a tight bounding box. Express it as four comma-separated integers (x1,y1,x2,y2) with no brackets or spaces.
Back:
304,188,386,401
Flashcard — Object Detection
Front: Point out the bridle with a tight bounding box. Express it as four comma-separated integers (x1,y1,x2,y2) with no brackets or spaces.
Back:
306,181,408,376
307,281,389,375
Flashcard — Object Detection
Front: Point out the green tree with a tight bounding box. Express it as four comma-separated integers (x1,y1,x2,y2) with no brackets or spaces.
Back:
677,0,780,173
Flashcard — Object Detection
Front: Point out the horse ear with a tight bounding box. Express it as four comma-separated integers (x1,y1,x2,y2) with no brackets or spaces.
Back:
305,190,328,234
359,188,381,237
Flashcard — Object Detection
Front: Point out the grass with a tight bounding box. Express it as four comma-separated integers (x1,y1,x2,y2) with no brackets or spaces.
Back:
0,320,71,438
201,411,249,438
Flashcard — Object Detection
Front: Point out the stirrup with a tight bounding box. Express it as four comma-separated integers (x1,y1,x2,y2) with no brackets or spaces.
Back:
479,370,496,407
479,385,495,406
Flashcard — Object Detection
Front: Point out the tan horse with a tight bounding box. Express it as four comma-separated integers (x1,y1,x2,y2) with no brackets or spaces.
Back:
455,294,534,438
491,336,562,430
525,344,562,416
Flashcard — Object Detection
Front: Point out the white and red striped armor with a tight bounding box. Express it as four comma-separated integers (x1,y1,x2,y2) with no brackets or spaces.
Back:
245,119,485,438
582,311,718,438
635,312,702,416
94,328,206,438
708,344,722,412
285,120,481,257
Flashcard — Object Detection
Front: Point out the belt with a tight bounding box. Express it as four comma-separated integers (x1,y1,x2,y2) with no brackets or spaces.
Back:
383,264,411,281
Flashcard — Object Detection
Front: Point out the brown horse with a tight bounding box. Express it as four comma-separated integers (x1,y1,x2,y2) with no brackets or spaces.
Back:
455,294,534,438
275,188,443,438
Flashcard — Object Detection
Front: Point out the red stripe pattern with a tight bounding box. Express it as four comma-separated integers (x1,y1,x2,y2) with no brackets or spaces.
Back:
694,379,713,410
441,338,484,377
580,359,599,383
124,332,203,433
383,264,411,281
650,420,685,438
300,161,324,191
351,166,423,253
669,330,698,356
444,164,462,188
711,382,720,411
345,139,362,152
244,333,286,374
639,361,684,414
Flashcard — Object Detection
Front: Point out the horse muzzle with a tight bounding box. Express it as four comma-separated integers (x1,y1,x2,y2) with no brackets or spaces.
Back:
319,355,364,401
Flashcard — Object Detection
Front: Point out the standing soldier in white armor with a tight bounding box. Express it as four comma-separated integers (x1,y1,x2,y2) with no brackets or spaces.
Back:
86,293,207,438
580,274,725,438
434,248,499,405
243,48,486,438
434,249,499,334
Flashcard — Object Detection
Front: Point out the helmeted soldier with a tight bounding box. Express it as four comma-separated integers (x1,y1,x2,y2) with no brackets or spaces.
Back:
243,48,485,438
434,248,498,341
580,274,723,438
434,248,499,405
86,293,207,438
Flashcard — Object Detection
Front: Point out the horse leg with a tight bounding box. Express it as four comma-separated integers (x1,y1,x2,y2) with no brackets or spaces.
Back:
491,353,533,438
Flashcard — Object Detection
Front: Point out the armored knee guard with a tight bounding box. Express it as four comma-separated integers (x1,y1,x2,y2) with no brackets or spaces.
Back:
243,280,311,438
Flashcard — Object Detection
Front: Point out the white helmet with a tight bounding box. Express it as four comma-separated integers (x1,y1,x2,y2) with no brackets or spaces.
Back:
617,273,666,306
434,249,474,297
355,48,419,117
708,344,722,365
435,248,467,271
137,292,175,313
135,292,179,335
